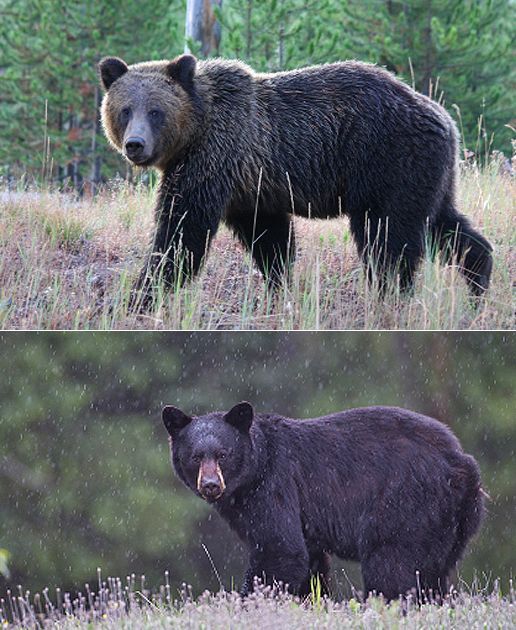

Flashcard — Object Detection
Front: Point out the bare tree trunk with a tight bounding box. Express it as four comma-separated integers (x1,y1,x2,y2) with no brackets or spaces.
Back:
57,102,64,187
185,0,223,57
421,0,434,96
278,0,285,69
246,0,253,59
90,84,102,196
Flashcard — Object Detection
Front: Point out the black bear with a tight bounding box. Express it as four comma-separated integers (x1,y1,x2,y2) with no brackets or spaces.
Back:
99,55,493,310
162,402,484,600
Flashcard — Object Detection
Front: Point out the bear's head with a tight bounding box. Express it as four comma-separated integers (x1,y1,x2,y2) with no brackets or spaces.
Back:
98,54,200,169
163,402,255,503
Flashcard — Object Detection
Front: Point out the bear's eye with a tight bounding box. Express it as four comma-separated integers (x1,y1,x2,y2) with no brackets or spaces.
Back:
218,451,228,461
148,109,163,122
192,453,202,464
120,107,131,121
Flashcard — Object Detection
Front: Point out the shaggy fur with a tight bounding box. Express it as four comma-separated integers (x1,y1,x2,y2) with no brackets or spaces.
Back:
163,402,484,600
99,55,493,309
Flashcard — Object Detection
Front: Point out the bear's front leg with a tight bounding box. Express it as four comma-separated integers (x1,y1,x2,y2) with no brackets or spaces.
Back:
129,212,211,312
240,538,309,596
128,173,224,313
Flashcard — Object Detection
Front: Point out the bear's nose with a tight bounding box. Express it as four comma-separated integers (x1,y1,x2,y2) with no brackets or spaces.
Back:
200,479,222,500
125,137,146,159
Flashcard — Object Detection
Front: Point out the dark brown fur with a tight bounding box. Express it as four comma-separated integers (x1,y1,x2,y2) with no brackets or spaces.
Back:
99,55,493,310
163,403,485,600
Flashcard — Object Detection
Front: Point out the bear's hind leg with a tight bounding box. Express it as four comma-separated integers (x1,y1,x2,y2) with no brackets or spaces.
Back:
299,551,332,597
227,210,296,288
361,546,449,603
432,199,493,296
349,212,423,294
361,546,418,601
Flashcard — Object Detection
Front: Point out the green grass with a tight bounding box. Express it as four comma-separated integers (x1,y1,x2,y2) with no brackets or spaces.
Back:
2,576,514,629
0,163,514,330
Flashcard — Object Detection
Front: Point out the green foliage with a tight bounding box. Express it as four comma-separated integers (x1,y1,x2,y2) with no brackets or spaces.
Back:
219,0,346,70
0,333,514,596
0,0,185,186
220,0,514,153
0,0,513,188
40,212,93,250
310,573,322,609
373,0,515,153
0,549,10,579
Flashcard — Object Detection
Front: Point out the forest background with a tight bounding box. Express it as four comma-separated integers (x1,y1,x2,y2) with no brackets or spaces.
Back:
0,332,514,596
0,0,514,193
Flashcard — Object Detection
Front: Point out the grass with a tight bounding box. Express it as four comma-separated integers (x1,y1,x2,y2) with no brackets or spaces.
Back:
0,163,514,330
2,574,515,629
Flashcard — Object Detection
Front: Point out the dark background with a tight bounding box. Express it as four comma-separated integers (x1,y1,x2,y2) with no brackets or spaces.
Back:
0,332,514,597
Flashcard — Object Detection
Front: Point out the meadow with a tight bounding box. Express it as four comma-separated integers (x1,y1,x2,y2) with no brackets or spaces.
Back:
2,576,515,629
0,163,514,330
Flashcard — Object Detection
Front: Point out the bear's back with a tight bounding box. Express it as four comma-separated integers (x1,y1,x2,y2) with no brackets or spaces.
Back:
254,406,477,557
256,405,464,470
199,58,447,120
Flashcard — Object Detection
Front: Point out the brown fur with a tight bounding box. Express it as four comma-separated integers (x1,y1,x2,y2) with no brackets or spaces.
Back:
101,60,197,169
99,54,493,310
197,459,226,493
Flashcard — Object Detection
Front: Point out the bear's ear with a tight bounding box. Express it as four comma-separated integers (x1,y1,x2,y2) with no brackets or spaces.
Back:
162,406,192,435
224,402,254,433
99,57,128,91
166,54,197,86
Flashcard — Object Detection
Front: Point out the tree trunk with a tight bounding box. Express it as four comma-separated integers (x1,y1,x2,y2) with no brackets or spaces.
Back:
90,84,102,196
185,0,223,57
421,0,434,96
245,0,253,59
278,0,285,69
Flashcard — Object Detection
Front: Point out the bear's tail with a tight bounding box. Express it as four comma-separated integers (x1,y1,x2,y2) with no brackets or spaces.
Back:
448,454,486,570
432,199,493,296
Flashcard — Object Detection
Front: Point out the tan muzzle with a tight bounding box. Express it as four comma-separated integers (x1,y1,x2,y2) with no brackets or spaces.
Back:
197,458,226,501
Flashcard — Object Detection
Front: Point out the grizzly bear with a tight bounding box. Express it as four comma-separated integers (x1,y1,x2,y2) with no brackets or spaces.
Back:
162,402,484,600
99,55,493,310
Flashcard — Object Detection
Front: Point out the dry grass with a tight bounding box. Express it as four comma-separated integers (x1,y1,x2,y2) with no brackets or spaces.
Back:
0,166,514,330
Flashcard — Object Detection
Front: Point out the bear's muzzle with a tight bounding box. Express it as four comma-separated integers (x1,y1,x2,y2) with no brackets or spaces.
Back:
197,458,226,502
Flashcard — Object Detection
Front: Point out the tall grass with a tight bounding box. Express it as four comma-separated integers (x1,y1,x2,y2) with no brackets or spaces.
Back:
0,163,514,330
1,573,514,629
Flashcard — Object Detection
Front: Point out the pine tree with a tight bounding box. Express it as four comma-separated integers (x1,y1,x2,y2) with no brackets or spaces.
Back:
0,0,512,186
344,0,514,153
220,0,353,70
0,0,184,189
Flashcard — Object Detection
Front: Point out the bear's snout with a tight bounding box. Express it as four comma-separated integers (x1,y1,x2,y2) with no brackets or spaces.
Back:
200,479,222,501
124,137,147,162
197,458,226,502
